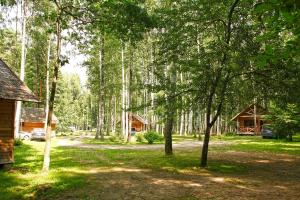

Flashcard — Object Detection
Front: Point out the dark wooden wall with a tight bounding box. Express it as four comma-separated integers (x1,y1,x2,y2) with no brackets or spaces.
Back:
132,117,145,132
0,100,15,164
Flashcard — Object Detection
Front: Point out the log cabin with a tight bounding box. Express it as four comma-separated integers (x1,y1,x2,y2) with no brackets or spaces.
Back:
21,107,58,134
231,104,266,135
131,113,148,132
0,59,39,165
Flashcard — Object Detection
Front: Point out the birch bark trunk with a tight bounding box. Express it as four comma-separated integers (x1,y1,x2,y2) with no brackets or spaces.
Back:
14,0,27,139
44,36,51,132
42,9,61,172
121,41,126,138
95,36,105,140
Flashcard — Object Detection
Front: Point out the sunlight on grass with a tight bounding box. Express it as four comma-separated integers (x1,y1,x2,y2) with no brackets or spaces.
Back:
0,135,299,199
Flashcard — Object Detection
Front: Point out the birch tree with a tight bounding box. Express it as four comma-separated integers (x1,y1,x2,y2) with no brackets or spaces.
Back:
14,0,27,139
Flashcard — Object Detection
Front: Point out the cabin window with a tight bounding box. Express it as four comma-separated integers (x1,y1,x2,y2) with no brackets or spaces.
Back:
244,120,254,127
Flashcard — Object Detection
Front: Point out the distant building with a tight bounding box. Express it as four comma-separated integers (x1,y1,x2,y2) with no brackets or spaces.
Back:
21,107,58,133
0,59,39,165
131,113,148,132
231,104,267,135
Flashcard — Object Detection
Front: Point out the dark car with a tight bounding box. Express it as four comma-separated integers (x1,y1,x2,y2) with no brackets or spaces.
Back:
262,125,275,139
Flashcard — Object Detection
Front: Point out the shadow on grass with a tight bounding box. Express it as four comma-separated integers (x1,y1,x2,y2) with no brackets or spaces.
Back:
0,143,86,200
1,139,299,200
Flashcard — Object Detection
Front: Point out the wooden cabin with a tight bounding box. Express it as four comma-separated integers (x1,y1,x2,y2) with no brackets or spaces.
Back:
131,113,148,132
0,59,38,165
231,104,266,135
21,107,58,134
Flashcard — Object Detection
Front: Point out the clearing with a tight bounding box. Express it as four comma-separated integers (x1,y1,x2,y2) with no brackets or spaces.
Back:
0,135,299,200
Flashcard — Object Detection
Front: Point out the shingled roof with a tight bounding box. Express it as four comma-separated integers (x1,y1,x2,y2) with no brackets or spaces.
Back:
0,58,39,102
21,107,58,124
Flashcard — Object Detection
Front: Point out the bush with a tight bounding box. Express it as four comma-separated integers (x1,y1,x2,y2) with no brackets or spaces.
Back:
109,135,119,142
144,131,163,144
135,133,145,143
14,139,23,146
224,132,236,136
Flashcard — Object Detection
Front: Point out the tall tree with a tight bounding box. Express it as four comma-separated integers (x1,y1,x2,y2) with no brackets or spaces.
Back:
14,0,27,139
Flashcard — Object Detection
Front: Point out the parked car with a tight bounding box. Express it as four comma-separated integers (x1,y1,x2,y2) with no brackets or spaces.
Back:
31,128,56,141
31,128,46,141
19,131,31,140
262,125,275,138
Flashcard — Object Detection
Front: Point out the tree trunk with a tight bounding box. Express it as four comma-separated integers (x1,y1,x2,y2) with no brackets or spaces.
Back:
95,36,105,140
121,41,126,138
42,11,61,173
44,36,51,132
201,123,212,167
14,0,27,139
164,110,174,155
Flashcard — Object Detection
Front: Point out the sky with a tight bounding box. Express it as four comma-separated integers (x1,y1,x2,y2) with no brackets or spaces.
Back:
61,41,87,86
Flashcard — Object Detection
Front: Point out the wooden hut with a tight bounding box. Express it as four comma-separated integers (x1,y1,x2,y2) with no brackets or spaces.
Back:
131,113,148,132
231,104,266,135
0,59,38,165
21,107,58,133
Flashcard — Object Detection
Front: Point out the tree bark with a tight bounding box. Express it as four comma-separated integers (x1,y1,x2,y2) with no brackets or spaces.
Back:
95,36,105,140
121,41,126,138
42,10,61,173
14,0,27,139
44,36,51,132
164,109,174,155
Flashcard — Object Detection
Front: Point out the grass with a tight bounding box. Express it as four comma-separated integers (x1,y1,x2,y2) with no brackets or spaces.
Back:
83,133,197,145
0,135,299,199
211,134,300,155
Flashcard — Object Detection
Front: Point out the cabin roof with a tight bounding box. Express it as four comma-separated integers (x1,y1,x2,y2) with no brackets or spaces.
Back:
21,107,58,124
231,104,266,121
132,113,148,125
0,59,39,102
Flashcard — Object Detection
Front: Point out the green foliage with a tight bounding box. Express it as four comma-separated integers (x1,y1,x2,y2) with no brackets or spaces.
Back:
264,103,300,140
109,135,120,142
13,139,23,146
144,131,163,144
224,132,236,136
135,133,145,143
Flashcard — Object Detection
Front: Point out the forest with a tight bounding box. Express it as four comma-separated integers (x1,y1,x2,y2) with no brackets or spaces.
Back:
0,0,299,199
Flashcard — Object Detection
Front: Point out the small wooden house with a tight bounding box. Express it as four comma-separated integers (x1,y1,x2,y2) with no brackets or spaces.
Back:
0,59,38,165
231,104,266,135
21,107,58,133
131,113,148,132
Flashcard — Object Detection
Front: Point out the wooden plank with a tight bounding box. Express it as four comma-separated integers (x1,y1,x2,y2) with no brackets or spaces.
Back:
0,99,15,164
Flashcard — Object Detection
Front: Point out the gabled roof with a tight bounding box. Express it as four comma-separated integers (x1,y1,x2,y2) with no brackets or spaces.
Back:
132,113,148,125
0,59,39,102
231,104,266,121
21,107,58,124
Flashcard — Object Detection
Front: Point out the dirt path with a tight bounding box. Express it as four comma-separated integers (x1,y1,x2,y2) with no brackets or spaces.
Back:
54,151,300,200
56,137,230,150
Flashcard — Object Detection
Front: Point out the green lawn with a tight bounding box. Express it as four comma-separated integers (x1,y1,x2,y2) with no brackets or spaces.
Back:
0,135,299,199
211,134,300,155
67,133,198,145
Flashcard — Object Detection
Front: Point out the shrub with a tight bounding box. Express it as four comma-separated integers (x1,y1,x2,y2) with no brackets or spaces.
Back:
144,131,163,144
14,139,23,146
136,133,145,143
109,135,119,142
224,132,236,136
